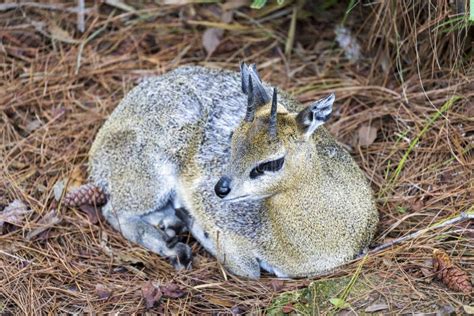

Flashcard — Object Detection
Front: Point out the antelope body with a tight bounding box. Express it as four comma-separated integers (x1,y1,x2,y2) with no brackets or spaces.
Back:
88,64,378,278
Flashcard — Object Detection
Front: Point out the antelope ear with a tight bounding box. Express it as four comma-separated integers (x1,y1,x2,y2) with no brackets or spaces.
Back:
296,93,335,139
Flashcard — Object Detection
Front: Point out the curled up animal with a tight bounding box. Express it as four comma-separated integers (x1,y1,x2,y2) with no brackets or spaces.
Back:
86,63,379,279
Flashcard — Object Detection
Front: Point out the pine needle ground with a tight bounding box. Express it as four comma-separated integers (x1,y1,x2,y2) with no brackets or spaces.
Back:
1,1,472,314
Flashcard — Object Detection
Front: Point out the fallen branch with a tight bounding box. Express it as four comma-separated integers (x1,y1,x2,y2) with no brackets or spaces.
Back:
0,2,91,14
364,210,474,256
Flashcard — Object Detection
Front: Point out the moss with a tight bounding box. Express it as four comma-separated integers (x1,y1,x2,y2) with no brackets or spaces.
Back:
267,275,374,315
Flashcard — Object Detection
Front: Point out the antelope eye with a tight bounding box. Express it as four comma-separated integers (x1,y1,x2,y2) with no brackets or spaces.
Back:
249,157,285,179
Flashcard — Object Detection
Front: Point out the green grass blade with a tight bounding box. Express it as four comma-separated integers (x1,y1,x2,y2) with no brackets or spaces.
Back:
470,0,474,22
381,96,461,197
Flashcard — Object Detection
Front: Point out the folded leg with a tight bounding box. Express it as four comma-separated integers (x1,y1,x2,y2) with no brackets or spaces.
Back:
103,203,192,269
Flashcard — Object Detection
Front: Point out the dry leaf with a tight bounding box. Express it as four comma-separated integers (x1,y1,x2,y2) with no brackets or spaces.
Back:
358,125,378,146
282,303,294,313
436,304,455,315
26,209,61,241
365,303,389,312
420,258,434,282
162,0,196,4
51,106,67,119
53,180,66,201
202,28,223,56
95,283,112,300
48,23,79,44
432,249,472,295
420,267,433,281
142,281,162,308
411,199,425,212
204,295,234,307
270,279,284,291
100,231,112,257
222,0,248,11
25,119,42,133
335,25,362,62
104,0,136,13
1,200,31,231
231,305,247,315
78,204,100,224
116,251,145,265
463,305,474,315
465,104,474,117
221,11,234,24
161,283,186,298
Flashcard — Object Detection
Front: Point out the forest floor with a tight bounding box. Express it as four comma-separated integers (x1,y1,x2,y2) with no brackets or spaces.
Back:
1,1,473,314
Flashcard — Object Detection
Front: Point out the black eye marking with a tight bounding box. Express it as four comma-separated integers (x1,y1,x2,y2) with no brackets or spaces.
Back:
250,157,285,179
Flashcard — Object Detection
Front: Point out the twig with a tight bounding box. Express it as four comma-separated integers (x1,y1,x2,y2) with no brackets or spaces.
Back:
77,0,85,33
0,250,35,265
75,23,108,74
0,2,91,14
365,211,474,256
103,0,137,13
284,6,297,56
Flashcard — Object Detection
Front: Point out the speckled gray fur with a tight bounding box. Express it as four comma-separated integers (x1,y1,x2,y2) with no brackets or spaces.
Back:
89,65,378,278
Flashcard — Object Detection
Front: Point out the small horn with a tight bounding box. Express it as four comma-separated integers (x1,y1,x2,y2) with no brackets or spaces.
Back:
269,88,278,138
244,75,255,122
240,62,249,94
240,63,270,122
248,65,270,107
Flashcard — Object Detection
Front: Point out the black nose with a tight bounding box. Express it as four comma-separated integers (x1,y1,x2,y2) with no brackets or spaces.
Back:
215,176,232,198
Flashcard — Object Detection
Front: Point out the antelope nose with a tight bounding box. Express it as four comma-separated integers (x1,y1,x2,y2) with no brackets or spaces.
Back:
215,176,232,198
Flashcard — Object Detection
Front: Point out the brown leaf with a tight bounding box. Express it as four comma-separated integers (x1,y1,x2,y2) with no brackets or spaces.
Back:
420,267,433,282
26,209,61,241
204,295,234,307
79,204,100,224
358,125,378,147
25,119,42,133
411,199,425,212
437,304,455,315
282,303,294,313
104,0,136,13
231,305,247,315
465,103,474,117
161,283,186,298
48,22,79,44
142,281,162,308
202,28,223,56
433,249,472,294
69,166,86,189
365,303,389,312
222,0,248,11
221,11,234,24
51,106,67,119
95,283,112,300
270,279,284,292
1,200,31,231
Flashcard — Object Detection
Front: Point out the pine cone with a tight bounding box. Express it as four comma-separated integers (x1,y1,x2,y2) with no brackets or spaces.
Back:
63,183,107,207
432,249,472,295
